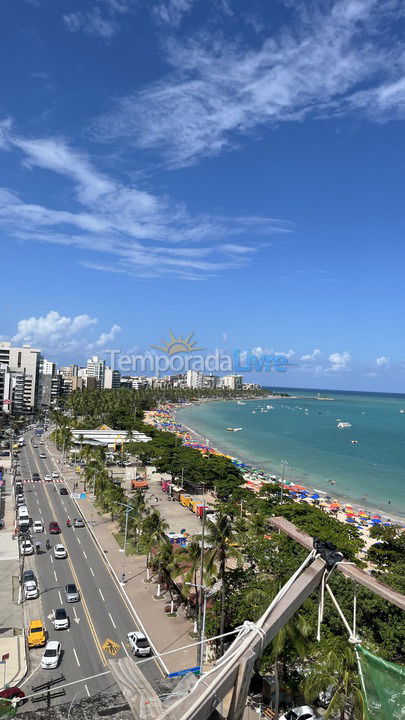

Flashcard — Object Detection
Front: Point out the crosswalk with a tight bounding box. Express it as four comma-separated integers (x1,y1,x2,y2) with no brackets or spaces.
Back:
22,477,65,484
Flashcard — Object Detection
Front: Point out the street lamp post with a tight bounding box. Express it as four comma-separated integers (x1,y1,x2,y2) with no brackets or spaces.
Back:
280,460,288,503
186,580,220,674
114,501,134,584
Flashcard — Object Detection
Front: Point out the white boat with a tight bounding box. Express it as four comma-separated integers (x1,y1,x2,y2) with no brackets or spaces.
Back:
237,401,246,405
337,422,352,428
225,427,242,432
351,440,358,444
400,410,405,414
266,405,274,410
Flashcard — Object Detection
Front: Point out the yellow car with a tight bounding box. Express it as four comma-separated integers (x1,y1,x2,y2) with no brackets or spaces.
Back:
28,620,46,648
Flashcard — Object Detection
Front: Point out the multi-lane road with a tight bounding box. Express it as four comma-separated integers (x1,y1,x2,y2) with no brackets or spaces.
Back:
16,430,163,708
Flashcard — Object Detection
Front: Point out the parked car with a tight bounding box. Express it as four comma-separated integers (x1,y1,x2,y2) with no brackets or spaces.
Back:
127,631,151,657
41,641,61,669
0,687,25,706
32,473,41,481
52,471,59,479
53,608,69,630
33,520,43,533
24,580,39,600
44,474,52,482
39,453,46,459
64,584,80,602
16,494,25,507
59,487,68,496
32,443,38,448
49,521,61,534
22,569,36,584
279,707,318,720
27,620,46,648
21,539,34,556
73,518,85,528
54,544,67,559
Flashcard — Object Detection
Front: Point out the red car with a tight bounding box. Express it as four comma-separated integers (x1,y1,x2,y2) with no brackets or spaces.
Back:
0,687,26,705
49,521,61,534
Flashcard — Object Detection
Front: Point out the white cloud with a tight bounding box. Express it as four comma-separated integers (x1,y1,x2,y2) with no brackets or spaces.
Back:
13,311,98,348
93,324,121,347
376,355,390,367
327,351,351,373
10,311,123,357
63,8,118,38
301,348,321,361
94,0,405,167
0,124,290,279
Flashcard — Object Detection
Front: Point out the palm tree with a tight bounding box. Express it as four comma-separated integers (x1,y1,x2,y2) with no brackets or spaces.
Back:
140,510,169,580
181,536,204,633
302,646,365,720
204,511,243,656
243,582,309,718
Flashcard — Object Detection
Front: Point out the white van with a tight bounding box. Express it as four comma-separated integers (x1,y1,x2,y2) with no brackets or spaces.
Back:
17,506,30,527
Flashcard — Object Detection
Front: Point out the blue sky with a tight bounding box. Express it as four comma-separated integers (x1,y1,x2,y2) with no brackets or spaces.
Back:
1,0,404,391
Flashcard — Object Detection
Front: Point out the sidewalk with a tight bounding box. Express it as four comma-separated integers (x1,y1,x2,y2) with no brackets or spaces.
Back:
0,469,28,689
46,438,198,675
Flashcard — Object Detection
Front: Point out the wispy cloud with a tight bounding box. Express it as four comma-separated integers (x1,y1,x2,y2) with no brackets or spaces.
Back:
94,0,405,166
0,123,290,279
63,0,135,39
152,0,197,27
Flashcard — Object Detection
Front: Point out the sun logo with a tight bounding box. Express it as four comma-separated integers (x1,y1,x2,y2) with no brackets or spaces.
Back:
151,331,204,356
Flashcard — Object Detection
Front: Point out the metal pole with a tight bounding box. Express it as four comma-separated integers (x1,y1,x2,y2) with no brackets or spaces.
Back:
121,508,129,584
200,589,208,673
197,482,206,667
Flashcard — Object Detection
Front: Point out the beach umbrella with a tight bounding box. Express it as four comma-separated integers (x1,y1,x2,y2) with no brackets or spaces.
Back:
300,491,309,497
371,519,381,524
383,522,391,526
346,517,356,523
311,493,320,500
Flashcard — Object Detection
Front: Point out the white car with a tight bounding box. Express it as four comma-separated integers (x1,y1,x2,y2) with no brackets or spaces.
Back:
33,520,43,533
21,540,34,556
41,641,61,669
127,631,151,657
53,608,69,630
51,471,59,479
44,474,52,482
24,580,39,600
54,544,67,559
279,707,318,720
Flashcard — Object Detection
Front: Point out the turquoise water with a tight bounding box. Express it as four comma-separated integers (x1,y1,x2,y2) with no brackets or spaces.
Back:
176,389,405,518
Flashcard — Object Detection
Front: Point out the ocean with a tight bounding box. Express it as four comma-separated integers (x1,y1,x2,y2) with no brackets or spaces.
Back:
176,389,405,518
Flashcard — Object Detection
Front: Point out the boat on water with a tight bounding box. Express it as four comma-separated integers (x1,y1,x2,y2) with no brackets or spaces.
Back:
351,440,358,444
400,410,405,414
225,427,243,432
252,411,256,414
266,405,274,410
337,421,352,428
237,401,246,405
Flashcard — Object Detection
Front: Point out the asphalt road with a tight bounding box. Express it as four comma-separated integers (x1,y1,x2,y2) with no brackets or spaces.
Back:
16,430,163,710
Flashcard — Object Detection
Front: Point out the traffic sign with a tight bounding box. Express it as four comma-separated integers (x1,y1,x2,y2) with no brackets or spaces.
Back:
80,493,86,499
70,493,81,499
102,638,120,656
167,666,200,678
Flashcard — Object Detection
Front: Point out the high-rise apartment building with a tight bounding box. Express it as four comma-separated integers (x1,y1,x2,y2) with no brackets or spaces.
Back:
86,355,105,387
0,342,41,413
103,368,121,389
220,374,243,390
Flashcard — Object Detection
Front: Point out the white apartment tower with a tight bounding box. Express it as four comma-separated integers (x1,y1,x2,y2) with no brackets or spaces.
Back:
86,355,106,387
0,342,41,413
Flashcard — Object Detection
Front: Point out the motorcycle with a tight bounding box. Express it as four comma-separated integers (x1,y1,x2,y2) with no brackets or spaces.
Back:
66,519,71,528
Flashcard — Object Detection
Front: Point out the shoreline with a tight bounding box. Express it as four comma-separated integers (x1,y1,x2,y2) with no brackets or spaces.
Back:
144,402,405,533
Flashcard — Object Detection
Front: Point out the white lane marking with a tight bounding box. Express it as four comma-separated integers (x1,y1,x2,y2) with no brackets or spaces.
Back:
73,648,81,667
77,537,81,544
54,570,58,582
90,567,94,577
50,556,54,564
83,551,87,559
121,641,130,658
85,684,90,697
19,661,42,687
108,612,116,629
98,589,105,601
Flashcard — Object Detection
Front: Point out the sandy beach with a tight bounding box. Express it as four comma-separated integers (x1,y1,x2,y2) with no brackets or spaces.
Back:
143,405,405,557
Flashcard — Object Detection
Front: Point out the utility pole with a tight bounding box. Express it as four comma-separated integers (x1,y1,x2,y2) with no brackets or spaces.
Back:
114,501,134,584
197,482,206,667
